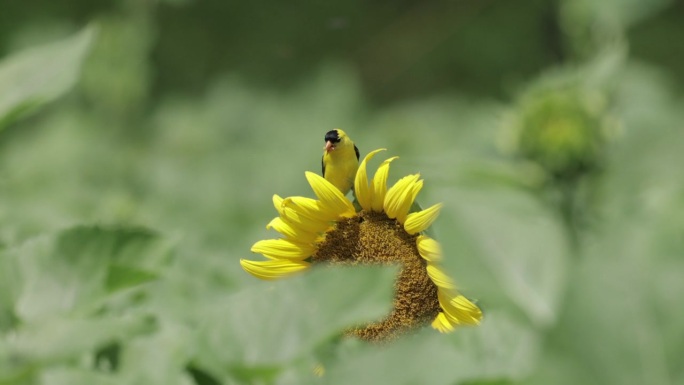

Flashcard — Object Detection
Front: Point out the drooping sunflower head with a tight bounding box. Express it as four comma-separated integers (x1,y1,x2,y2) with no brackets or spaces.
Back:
241,149,482,341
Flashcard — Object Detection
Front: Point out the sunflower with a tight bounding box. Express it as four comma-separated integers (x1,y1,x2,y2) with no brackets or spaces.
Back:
240,149,482,341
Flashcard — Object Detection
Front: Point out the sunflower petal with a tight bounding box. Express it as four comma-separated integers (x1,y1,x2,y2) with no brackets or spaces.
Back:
283,196,337,222
240,259,310,280
396,179,423,223
438,290,482,326
305,171,356,218
370,156,398,212
431,312,456,333
251,239,315,260
273,194,285,216
416,235,443,262
279,205,331,234
383,174,420,220
404,203,443,234
313,364,325,377
426,263,456,290
266,217,319,243
354,148,386,211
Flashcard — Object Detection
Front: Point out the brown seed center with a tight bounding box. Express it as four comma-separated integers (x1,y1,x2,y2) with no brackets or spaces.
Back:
312,211,440,341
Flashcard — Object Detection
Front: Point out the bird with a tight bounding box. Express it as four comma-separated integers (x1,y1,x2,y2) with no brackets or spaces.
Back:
321,129,359,195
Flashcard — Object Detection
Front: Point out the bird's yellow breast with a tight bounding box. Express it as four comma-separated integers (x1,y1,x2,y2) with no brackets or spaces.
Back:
323,144,358,195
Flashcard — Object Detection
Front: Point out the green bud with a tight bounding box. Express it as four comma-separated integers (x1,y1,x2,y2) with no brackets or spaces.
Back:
504,86,611,179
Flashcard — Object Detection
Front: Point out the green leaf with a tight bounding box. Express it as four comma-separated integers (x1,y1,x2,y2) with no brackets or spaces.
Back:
533,220,678,384
0,315,155,383
3,316,154,363
0,249,21,332
39,367,118,385
192,266,396,378
438,185,570,329
0,25,95,130
324,312,539,385
562,0,672,28
11,225,167,322
115,323,195,385
106,265,158,293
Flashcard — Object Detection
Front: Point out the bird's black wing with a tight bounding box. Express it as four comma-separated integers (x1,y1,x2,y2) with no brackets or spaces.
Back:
321,156,326,176
354,144,360,161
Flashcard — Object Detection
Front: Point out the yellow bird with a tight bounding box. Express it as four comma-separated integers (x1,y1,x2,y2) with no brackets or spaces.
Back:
322,129,359,195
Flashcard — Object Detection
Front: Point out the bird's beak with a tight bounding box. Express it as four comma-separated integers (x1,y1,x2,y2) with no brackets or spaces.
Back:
325,141,334,153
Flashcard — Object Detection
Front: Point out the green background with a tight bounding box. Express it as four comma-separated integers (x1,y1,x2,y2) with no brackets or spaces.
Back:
1,1,683,384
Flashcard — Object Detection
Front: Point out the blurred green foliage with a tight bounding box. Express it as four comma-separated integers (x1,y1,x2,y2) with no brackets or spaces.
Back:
1,1,683,384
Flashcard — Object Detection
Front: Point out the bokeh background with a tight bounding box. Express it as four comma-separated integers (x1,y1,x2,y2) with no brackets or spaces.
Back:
1,0,683,384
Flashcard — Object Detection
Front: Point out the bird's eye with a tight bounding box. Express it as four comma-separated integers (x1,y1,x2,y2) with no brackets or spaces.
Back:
324,130,341,143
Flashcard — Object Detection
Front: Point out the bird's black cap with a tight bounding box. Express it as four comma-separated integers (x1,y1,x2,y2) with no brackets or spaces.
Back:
324,129,341,143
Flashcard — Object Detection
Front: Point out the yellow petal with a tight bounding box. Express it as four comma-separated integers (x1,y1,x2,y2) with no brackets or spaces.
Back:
266,217,319,244
240,259,310,280
275,195,330,231
416,235,443,262
313,364,325,377
438,290,482,326
426,263,456,290
283,196,337,222
404,203,443,234
383,174,420,220
431,312,456,333
280,205,332,234
251,239,315,260
354,148,386,211
273,194,285,216
396,179,423,223
370,156,398,212
305,172,355,218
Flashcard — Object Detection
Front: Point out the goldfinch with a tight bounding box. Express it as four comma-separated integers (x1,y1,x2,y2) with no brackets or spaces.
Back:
322,129,359,195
